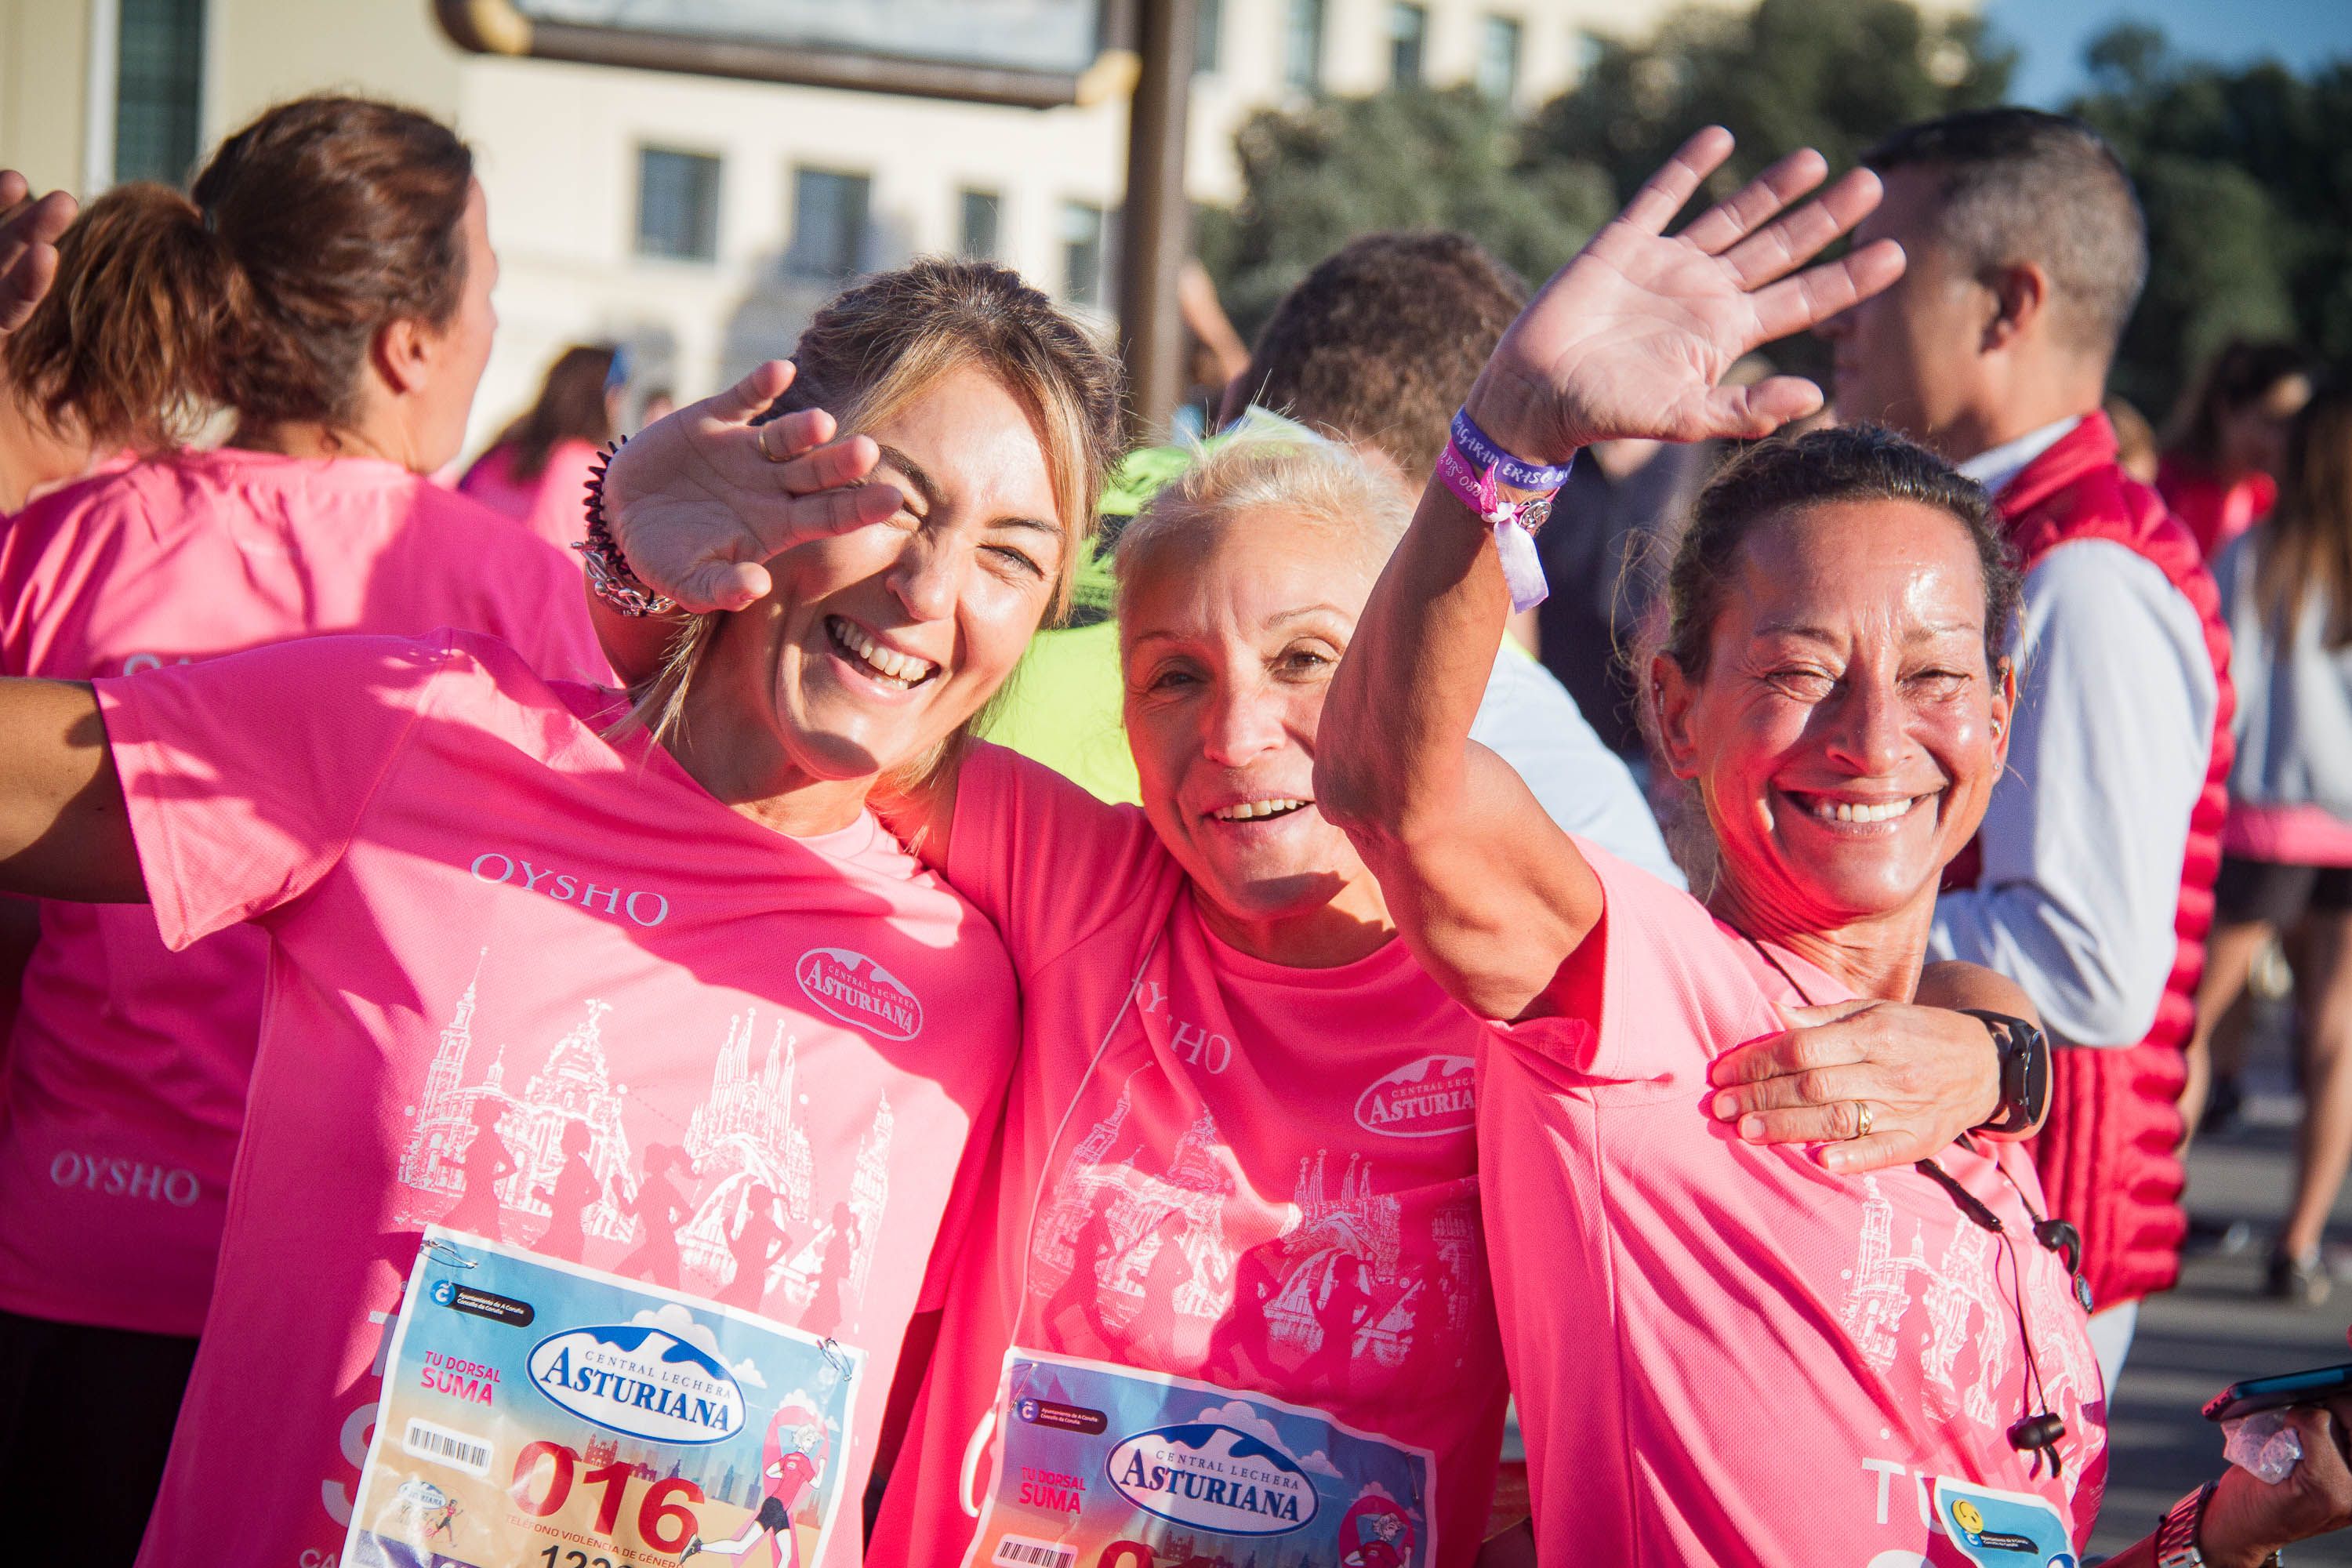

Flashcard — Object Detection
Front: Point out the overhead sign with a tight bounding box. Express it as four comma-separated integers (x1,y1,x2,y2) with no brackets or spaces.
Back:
436,0,1138,109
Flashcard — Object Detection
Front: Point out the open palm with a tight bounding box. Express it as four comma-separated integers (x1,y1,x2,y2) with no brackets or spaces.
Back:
603,360,904,613
1469,127,1905,462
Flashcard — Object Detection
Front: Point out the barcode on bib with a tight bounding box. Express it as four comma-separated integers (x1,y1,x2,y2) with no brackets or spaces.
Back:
993,1537,1076,1568
401,1416,492,1478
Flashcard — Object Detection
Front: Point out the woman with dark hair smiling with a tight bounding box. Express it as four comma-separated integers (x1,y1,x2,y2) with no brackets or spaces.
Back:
1318,126,2352,1566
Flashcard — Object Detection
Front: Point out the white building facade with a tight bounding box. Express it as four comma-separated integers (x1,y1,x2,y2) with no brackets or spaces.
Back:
2,0,1684,452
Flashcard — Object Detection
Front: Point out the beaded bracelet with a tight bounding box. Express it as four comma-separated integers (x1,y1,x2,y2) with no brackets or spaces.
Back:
575,437,679,619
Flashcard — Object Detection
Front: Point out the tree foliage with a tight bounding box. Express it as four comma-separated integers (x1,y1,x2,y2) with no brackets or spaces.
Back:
2067,28,2352,414
1526,0,2013,208
1203,2,2350,416
1207,0,2010,362
1208,85,1615,341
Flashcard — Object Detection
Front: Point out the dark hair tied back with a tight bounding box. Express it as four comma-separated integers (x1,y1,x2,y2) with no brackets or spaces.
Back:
4,94,474,451
1660,424,2023,684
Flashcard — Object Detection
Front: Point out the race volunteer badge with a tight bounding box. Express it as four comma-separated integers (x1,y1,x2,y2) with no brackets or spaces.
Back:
1933,1478,2078,1568
343,1226,862,1568
964,1351,1436,1568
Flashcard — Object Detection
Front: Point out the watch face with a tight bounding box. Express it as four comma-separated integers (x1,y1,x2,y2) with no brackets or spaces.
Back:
2016,1022,2051,1120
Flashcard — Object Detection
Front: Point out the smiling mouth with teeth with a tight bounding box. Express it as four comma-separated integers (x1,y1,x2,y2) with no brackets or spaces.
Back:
1211,798,1311,822
1797,792,1933,825
826,615,940,691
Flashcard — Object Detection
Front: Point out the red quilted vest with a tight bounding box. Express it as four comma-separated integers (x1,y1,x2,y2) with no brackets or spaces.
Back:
1947,412,2236,1311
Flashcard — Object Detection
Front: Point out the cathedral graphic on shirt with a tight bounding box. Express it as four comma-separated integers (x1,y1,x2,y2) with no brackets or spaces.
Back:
395,950,891,1326
1031,1092,1250,1340
1028,1087,1479,1393
1838,1173,2100,1457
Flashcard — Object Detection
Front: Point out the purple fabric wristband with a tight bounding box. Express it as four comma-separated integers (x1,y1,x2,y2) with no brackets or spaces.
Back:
1436,434,1555,613
1449,407,1576,492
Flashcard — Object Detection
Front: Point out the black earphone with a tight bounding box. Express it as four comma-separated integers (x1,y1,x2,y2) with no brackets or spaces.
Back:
1915,1155,2092,1480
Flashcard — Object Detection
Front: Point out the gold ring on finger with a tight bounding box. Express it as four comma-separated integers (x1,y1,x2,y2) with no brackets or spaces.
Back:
756,422,782,463
1852,1100,1873,1140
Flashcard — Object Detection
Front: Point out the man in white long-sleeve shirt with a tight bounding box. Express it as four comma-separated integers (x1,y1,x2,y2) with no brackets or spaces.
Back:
1820,108,2233,1388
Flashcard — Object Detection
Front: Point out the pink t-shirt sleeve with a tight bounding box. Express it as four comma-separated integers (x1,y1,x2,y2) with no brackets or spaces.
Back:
1504,841,1778,1084
94,631,456,950
946,742,1165,972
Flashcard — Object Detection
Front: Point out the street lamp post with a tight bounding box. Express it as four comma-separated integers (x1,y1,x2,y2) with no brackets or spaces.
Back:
1116,0,1197,442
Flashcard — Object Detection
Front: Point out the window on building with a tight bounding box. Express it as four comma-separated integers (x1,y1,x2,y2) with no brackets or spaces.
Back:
1283,0,1325,93
113,0,206,187
1196,0,1224,74
790,167,873,280
1477,15,1523,101
635,147,722,263
960,188,1001,260
1574,29,1606,78
1062,201,1106,310
1390,3,1429,88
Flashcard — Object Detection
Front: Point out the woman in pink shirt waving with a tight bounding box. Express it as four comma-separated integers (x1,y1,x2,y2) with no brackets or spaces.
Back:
0,98,614,1562
0,252,1120,1568
1316,125,2352,1567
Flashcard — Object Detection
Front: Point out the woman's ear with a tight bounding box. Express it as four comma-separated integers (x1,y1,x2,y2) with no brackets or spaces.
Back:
1651,651,1703,781
372,315,434,398
1990,655,2017,771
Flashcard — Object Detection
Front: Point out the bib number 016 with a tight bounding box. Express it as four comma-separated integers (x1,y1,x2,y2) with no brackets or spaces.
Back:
512,1438,705,1552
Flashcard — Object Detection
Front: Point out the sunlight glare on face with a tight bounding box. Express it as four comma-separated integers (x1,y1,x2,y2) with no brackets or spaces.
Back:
699,363,1066,794
1672,498,2005,935
1120,507,1389,949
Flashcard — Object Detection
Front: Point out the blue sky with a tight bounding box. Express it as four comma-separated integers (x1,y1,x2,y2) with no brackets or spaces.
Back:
1983,0,2352,104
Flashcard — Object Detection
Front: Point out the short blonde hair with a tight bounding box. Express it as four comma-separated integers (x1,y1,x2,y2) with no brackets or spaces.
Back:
1113,419,1413,625
626,258,1124,779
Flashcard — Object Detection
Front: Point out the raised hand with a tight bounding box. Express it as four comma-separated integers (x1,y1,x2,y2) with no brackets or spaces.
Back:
0,172,78,337
1464,126,1904,464
602,359,905,614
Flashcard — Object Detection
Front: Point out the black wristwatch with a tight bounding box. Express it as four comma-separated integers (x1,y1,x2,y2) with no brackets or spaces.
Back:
1962,1010,2050,1138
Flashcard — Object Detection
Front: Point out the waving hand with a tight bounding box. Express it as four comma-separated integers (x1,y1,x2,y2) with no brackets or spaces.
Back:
601,359,906,614
1467,126,1904,464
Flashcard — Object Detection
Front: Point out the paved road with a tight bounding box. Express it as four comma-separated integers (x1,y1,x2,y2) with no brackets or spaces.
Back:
2089,1025,2352,1561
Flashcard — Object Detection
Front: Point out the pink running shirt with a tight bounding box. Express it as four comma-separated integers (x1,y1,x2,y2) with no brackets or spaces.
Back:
1482,844,2107,1566
459,437,602,554
870,745,1508,1568
96,630,1016,1567
0,448,612,1339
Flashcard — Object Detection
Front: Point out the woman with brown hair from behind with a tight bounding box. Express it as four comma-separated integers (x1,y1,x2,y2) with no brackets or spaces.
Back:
460,341,625,550
0,96,608,1563
2190,383,2352,1302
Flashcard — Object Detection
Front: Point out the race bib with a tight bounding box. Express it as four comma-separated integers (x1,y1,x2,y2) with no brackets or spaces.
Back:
1933,1478,2078,1568
964,1350,1436,1568
343,1226,863,1568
